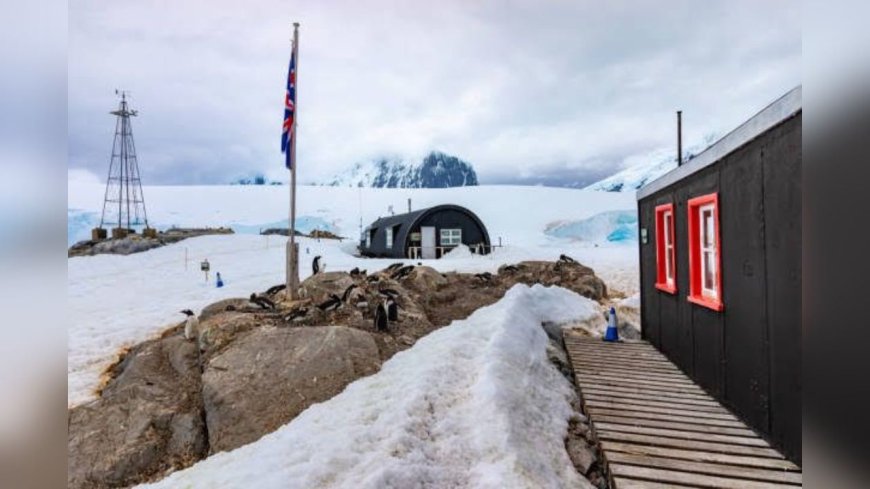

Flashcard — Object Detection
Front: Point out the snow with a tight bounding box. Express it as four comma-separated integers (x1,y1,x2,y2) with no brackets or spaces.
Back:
137,284,596,489
584,151,677,193
68,180,639,407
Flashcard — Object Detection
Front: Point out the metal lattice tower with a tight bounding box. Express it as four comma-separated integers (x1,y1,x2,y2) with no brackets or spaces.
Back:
99,90,150,231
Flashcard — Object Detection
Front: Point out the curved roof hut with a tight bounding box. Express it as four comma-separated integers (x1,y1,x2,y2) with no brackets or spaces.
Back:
360,204,491,259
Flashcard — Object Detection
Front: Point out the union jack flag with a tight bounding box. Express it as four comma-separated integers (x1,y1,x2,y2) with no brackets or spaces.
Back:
281,45,297,169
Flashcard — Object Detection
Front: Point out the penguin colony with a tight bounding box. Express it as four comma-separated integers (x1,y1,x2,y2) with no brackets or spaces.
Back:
178,255,556,345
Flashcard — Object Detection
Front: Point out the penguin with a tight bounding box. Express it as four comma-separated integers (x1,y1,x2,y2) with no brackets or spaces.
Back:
265,284,286,296
502,265,519,273
366,275,381,284
181,309,198,341
249,293,276,310
284,307,308,322
378,288,400,299
374,301,389,332
341,284,358,303
474,272,493,282
385,263,404,272
312,255,322,275
386,298,399,321
558,254,577,264
349,267,361,276
392,265,415,280
317,294,342,311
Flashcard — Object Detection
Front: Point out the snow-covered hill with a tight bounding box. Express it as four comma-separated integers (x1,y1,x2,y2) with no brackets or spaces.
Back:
585,135,718,193
324,151,478,188
584,153,678,193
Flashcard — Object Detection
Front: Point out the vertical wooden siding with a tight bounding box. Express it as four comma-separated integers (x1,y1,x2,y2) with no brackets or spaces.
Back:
638,112,801,464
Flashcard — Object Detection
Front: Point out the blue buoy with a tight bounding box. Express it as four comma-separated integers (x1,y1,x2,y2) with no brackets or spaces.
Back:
216,272,224,288
603,306,619,342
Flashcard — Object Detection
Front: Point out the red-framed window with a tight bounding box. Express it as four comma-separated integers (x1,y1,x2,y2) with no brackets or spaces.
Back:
687,193,723,311
654,203,677,294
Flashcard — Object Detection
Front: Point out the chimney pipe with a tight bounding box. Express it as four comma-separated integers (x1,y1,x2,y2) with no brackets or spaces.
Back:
677,110,683,166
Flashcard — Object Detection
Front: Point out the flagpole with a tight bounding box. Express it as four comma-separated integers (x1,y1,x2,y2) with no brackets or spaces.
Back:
287,22,300,299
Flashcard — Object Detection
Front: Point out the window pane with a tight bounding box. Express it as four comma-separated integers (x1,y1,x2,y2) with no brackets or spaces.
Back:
702,209,714,247
666,251,674,281
703,250,716,291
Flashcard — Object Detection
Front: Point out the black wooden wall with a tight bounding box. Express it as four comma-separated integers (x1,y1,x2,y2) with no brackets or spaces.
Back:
638,112,801,464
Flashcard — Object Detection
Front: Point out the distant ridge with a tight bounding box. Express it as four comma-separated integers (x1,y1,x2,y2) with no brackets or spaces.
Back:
324,151,478,188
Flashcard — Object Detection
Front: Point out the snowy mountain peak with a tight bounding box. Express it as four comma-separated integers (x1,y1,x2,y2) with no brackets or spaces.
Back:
585,135,718,193
325,151,479,188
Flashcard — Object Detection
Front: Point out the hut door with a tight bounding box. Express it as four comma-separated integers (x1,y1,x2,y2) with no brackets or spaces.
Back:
421,226,436,259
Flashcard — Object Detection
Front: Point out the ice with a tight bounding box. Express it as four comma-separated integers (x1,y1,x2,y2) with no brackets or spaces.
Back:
545,210,638,243
137,284,597,489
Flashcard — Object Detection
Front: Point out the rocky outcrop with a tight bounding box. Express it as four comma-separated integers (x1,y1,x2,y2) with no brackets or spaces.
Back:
69,258,612,487
499,261,607,300
68,336,206,489
202,326,381,453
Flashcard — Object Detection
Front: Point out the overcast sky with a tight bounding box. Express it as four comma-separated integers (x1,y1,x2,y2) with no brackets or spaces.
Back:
68,0,800,186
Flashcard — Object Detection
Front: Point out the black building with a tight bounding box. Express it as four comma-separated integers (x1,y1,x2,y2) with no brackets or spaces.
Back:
360,204,491,259
637,86,801,464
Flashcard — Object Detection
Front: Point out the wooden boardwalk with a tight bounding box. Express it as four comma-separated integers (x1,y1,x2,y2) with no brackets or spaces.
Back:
564,334,802,488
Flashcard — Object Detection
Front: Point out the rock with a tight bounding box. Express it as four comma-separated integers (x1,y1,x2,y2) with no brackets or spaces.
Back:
616,294,642,339
404,266,448,292
202,326,381,453
199,298,251,321
197,311,262,358
502,261,608,301
298,272,355,302
566,436,598,476
68,336,206,489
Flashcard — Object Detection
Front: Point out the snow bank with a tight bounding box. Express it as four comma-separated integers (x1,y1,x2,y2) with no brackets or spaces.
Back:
441,243,474,260
138,284,595,489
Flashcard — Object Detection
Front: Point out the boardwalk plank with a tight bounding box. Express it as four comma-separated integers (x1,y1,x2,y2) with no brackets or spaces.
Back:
596,431,782,458
592,414,756,437
588,407,747,428
612,477,694,488
609,464,800,489
594,422,770,447
581,387,721,407
585,400,739,421
606,452,803,485
601,441,800,471
583,394,730,414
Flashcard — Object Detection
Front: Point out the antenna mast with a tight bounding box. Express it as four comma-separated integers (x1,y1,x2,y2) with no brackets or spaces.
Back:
98,90,150,238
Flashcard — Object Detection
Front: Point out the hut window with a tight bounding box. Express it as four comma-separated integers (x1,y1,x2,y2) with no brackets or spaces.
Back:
440,228,462,246
654,203,676,294
385,227,394,248
687,193,723,311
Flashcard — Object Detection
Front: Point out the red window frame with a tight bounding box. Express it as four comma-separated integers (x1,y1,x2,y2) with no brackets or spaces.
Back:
687,193,723,311
654,203,677,294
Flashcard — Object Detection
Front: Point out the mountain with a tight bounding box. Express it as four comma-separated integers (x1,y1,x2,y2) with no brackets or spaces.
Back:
231,173,283,186
585,135,718,193
584,155,679,193
325,151,478,188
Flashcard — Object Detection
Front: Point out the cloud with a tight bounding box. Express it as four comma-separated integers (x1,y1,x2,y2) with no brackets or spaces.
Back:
67,0,800,185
